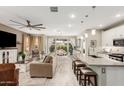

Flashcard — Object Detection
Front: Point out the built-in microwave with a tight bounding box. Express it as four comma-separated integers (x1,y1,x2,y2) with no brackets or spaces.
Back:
113,39,124,46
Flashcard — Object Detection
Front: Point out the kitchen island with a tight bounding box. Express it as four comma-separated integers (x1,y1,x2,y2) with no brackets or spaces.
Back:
78,54,124,86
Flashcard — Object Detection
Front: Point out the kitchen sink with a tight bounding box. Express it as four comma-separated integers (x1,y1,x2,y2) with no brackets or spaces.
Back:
89,55,102,58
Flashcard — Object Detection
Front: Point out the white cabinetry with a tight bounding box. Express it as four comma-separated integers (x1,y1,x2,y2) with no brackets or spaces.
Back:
0,49,17,63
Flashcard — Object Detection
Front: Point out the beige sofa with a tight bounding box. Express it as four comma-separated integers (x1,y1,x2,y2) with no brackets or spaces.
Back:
30,56,53,78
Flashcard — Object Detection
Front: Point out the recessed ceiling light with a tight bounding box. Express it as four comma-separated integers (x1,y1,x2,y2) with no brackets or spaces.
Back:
70,14,76,19
58,31,61,34
99,24,103,27
91,29,96,35
68,24,72,28
115,14,121,18
80,36,83,39
85,33,88,38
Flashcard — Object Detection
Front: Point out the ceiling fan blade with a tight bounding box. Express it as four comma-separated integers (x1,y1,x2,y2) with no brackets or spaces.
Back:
32,24,43,27
33,27,46,29
19,26,26,29
9,24,25,26
33,28,41,31
10,20,26,26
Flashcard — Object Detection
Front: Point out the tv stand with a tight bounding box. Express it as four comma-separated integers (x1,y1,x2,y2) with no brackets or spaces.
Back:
0,47,5,49
0,48,17,64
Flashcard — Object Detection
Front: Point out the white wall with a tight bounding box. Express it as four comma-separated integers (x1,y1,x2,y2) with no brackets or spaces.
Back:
102,25,124,53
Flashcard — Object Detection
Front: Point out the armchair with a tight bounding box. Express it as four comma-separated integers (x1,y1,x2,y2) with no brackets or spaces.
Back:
0,63,19,86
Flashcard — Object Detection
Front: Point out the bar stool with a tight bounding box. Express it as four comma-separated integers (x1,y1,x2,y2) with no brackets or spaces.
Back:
79,67,91,85
72,59,80,69
73,60,86,80
79,67,97,86
73,60,83,73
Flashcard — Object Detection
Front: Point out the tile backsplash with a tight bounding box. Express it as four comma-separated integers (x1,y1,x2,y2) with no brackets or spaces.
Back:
102,46,124,54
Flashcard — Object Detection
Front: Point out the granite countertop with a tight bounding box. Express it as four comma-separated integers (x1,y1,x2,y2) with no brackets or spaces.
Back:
79,55,124,67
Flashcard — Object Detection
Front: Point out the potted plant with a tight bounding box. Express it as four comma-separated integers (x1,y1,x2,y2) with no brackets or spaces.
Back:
69,43,73,55
49,45,55,53
18,51,26,63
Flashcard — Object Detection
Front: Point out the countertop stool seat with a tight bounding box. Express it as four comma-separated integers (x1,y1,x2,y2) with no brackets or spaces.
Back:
73,60,86,80
79,67,97,86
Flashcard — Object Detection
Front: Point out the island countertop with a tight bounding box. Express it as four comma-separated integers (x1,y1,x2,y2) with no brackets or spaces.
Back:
77,54,124,85
79,55,124,67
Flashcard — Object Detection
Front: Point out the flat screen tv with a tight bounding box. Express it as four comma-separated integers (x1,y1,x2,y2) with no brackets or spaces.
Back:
0,31,16,48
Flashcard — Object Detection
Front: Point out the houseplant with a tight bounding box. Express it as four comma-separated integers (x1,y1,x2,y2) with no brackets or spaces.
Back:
18,51,26,63
49,45,55,53
69,43,73,55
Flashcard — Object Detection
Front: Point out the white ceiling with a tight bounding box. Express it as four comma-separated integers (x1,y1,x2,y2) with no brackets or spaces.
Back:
0,6,124,36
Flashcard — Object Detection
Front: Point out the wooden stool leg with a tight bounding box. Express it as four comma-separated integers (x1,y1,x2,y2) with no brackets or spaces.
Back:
75,66,77,74
77,69,80,80
84,75,87,86
73,63,75,73
88,76,90,85
94,75,97,86
72,62,74,69
80,72,84,86
79,71,81,85
76,70,78,80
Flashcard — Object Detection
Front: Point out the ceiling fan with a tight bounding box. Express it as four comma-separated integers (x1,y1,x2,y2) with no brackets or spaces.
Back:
10,20,46,30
